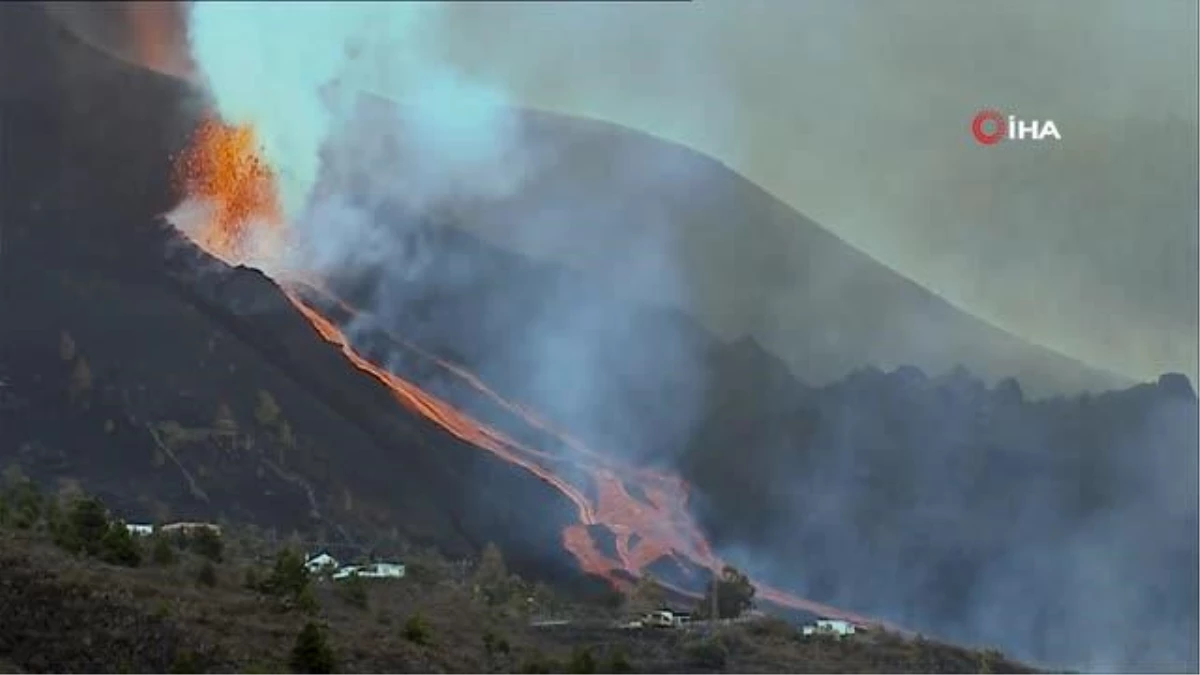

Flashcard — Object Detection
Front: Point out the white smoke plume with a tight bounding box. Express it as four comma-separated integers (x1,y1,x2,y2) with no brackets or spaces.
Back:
182,1,534,279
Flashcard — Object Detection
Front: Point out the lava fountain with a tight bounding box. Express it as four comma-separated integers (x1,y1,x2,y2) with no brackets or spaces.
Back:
170,115,888,628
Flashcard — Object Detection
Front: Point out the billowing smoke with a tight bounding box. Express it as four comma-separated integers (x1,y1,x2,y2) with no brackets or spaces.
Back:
167,4,1195,673
179,1,707,500
186,2,527,233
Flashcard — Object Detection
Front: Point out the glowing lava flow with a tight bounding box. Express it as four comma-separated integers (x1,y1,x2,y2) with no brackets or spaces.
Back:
171,116,891,629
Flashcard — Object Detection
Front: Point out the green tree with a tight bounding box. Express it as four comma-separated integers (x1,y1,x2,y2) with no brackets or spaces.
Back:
473,542,513,605
254,390,282,428
99,521,142,567
57,496,111,555
266,547,311,600
696,565,756,619
7,479,43,530
190,526,224,562
290,622,336,674
297,583,320,615
403,613,431,645
151,534,177,565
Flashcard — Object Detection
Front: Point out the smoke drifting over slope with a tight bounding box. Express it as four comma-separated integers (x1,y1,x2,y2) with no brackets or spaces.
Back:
172,4,1197,672
681,362,1198,672
20,3,1198,671
178,1,703,476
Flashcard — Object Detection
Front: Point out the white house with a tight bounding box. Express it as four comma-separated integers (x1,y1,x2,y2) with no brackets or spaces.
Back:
803,618,859,637
304,552,340,574
642,610,676,628
160,522,221,536
125,523,155,537
332,562,405,580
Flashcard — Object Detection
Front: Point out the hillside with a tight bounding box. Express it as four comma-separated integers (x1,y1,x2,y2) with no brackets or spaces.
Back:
36,2,1132,397
0,8,596,591
0,487,1038,674
1,4,1195,674
681,356,1198,672
432,113,1132,397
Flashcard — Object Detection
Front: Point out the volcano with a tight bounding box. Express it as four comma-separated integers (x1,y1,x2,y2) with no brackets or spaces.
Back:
1,4,1196,672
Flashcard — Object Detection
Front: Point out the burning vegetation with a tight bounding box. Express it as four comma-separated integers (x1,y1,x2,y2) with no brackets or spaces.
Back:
169,115,879,627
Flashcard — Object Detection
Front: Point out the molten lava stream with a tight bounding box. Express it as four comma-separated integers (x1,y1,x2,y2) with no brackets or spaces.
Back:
172,114,896,631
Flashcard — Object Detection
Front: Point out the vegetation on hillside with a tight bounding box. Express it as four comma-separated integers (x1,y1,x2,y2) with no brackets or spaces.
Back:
0,478,1035,673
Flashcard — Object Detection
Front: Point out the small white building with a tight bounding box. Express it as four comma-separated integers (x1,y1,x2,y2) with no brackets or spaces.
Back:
304,552,340,574
332,562,405,580
642,610,676,628
160,522,222,536
125,523,155,537
803,618,859,637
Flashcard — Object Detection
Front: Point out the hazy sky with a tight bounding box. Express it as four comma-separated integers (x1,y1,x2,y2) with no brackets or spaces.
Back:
424,0,1199,383
47,0,1199,384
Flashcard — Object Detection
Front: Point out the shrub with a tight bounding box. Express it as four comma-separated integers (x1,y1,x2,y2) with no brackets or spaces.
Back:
518,651,560,674
99,521,141,567
266,547,309,599
337,572,369,610
566,647,597,674
606,648,634,674
296,584,320,615
403,613,431,645
196,561,218,587
290,622,336,674
190,527,224,562
58,496,109,555
684,637,728,669
483,630,511,658
168,650,203,674
151,534,177,565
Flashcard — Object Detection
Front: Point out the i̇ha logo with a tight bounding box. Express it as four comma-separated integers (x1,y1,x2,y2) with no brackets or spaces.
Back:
971,109,1061,145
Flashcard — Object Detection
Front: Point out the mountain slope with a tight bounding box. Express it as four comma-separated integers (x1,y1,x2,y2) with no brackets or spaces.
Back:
37,2,1131,397
0,3,584,585
680,347,1198,672
438,107,1132,396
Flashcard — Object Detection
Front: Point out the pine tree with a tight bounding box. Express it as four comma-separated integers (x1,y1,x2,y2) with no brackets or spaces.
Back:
290,622,336,673
254,390,281,428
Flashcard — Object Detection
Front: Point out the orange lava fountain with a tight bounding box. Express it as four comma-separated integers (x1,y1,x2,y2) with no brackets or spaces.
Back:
172,118,284,263
171,115,891,629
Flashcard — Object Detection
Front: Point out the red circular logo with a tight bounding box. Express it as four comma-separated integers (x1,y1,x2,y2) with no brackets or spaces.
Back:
971,109,1006,145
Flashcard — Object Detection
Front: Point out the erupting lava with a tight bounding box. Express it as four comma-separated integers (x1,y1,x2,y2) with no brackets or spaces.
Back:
173,118,284,264
172,115,887,628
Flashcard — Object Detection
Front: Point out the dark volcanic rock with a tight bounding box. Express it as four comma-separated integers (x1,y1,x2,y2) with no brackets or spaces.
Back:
1158,372,1198,400
0,2,580,584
